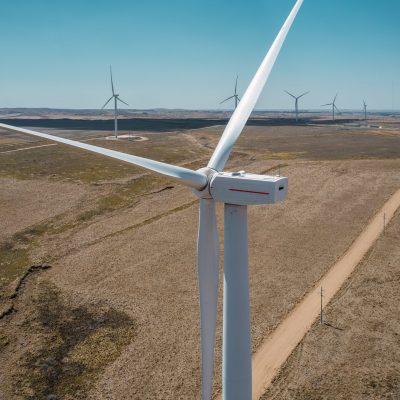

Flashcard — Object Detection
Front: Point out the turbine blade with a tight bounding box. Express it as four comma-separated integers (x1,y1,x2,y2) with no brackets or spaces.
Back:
197,199,219,400
208,0,304,171
110,65,115,95
101,96,114,109
117,97,129,106
284,90,296,99
333,93,338,103
334,105,340,113
0,123,207,190
298,90,310,98
220,95,235,104
321,103,332,107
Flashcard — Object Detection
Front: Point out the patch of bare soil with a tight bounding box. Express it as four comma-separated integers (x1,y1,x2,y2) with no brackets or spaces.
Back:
261,209,400,400
0,178,89,241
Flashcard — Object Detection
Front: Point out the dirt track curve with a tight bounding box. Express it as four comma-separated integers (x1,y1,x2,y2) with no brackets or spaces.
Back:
216,188,400,400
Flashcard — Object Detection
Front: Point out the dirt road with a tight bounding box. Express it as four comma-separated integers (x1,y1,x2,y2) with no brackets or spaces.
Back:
0,143,57,154
216,188,400,400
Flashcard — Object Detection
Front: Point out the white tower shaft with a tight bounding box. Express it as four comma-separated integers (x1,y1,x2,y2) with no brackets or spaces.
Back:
114,96,118,138
223,204,252,400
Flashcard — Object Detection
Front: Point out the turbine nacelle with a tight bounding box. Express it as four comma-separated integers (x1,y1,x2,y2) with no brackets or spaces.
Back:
211,172,288,205
194,168,288,206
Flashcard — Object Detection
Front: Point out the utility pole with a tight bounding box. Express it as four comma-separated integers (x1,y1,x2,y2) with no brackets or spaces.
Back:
320,287,324,324
384,212,386,235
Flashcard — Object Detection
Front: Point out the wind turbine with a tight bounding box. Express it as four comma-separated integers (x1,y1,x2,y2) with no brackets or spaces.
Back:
220,75,240,109
101,66,129,139
284,90,310,122
0,1,304,399
322,93,340,121
363,100,368,121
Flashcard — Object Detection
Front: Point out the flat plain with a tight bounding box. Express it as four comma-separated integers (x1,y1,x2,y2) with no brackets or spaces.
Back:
0,112,399,399
262,205,400,400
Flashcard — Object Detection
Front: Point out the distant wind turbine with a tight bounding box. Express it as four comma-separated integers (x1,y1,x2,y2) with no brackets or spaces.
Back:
101,66,129,139
220,76,240,109
363,100,368,121
284,90,310,122
322,93,340,121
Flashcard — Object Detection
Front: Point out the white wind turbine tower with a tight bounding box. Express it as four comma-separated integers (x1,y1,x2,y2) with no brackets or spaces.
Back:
322,93,340,121
284,90,310,122
101,66,129,139
363,100,368,121
0,1,304,399
220,75,241,109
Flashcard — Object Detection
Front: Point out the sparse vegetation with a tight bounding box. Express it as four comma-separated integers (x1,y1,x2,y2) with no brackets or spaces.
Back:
13,283,136,400
0,223,49,291
0,132,208,183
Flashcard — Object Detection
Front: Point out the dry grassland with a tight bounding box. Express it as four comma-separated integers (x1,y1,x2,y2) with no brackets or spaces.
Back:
0,121,399,399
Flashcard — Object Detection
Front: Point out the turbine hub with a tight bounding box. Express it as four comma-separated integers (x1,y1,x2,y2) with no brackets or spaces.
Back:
192,167,217,199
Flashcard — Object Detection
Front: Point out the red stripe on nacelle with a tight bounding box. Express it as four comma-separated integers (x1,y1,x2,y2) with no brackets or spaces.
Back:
229,188,270,195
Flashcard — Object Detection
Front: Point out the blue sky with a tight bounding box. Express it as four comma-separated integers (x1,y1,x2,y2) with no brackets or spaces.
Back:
0,0,399,110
